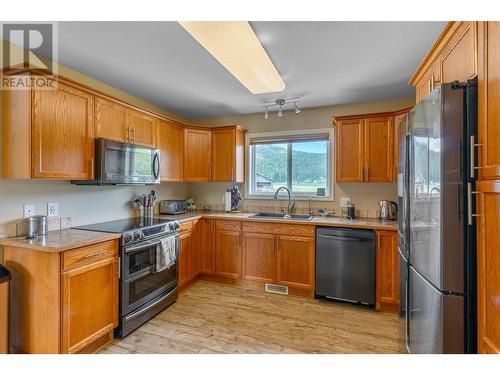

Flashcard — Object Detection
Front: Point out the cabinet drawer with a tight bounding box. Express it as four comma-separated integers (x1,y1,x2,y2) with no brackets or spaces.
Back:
216,220,242,232
242,222,315,238
179,221,193,234
62,240,118,271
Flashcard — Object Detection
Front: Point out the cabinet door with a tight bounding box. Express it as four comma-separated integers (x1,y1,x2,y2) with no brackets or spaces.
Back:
276,236,314,290
190,220,203,277
178,232,193,288
158,120,183,181
364,116,394,182
336,119,364,182
242,233,276,283
394,112,408,180
478,22,500,180
216,231,241,279
211,128,235,182
376,230,399,313
127,109,157,147
61,256,118,354
201,219,216,275
95,97,128,143
415,60,441,103
440,21,477,84
477,180,500,353
183,128,212,182
32,82,94,179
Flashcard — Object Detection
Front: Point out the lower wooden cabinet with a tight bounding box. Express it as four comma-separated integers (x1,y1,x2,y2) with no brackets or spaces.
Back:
375,230,399,313
476,180,500,353
276,235,315,290
61,256,118,353
178,231,193,288
4,239,119,354
199,219,216,275
216,230,242,279
242,233,276,283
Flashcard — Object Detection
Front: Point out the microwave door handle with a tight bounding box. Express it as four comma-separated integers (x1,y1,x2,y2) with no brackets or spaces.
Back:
153,152,160,180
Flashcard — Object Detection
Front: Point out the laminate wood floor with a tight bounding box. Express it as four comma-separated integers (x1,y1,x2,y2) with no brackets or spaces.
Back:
100,280,404,354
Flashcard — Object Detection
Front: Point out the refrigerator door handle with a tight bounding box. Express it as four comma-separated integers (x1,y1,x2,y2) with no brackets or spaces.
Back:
470,135,483,179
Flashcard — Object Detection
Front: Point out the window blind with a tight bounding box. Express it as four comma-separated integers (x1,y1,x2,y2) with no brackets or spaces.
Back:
249,132,330,145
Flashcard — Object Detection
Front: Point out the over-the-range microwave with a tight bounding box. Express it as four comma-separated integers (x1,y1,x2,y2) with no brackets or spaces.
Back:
72,138,160,185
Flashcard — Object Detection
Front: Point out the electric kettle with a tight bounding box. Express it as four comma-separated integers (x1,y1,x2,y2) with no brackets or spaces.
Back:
378,200,397,220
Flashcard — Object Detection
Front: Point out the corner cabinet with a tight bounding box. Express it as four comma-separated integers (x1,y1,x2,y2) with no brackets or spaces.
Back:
4,239,119,354
211,126,246,182
333,113,394,182
3,79,95,180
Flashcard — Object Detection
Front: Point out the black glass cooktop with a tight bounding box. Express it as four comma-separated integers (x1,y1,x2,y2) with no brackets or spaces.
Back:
74,217,172,234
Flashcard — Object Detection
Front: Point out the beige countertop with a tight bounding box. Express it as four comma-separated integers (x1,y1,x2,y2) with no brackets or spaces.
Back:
157,211,398,231
0,228,121,252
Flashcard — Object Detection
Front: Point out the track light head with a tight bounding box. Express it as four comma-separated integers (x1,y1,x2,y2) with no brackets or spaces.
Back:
294,103,301,114
264,107,269,120
278,105,283,117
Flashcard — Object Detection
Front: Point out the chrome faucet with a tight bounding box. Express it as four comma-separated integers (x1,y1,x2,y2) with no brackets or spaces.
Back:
274,186,296,218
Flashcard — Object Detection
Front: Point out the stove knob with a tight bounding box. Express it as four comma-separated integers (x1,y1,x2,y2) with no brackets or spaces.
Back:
168,223,174,231
174,222,179,230
124,233,133,244
133,231,142,241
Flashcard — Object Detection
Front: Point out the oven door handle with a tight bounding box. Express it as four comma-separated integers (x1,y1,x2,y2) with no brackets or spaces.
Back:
124,287,178,322
124,240,161,254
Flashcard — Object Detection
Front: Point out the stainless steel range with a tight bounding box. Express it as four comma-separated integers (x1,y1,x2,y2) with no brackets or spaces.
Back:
74,217,179,337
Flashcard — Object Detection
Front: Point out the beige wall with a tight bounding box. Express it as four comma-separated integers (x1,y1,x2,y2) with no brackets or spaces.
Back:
189,97,415,217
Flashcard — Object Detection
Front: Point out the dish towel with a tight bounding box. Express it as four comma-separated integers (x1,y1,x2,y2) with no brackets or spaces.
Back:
156,236,177,272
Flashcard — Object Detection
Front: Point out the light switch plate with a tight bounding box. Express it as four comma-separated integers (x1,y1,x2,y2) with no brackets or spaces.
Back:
23,204,35,218
340,197,352,208
47,202,59,217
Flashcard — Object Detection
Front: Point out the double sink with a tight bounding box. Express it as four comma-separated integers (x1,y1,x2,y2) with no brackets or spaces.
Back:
250,212,314,221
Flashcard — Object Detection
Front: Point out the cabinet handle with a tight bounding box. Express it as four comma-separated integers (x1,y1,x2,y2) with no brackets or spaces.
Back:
231,167,234,181
430,75,441,89
83,251,107,259
126,127,130,141
467,183,481,225
89,158,94,178
131,127,136,143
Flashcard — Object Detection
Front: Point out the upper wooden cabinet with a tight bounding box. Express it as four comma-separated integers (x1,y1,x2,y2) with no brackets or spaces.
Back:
95,97,157,148
410,22,478,103
95,97,128,143
183,127,212,182
393,108,411,180
158,119,184,182
478,22,500,180
2,79,94,180
333,113,394,182
211,126,246,182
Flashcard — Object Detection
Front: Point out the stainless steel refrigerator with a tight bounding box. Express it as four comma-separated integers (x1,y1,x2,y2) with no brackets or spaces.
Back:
398,79,477,354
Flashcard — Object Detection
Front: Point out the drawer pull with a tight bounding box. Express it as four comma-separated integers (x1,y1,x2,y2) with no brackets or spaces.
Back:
83,251,107,259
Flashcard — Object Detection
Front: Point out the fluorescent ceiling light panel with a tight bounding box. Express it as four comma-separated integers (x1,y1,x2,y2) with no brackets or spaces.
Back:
179,21,285,94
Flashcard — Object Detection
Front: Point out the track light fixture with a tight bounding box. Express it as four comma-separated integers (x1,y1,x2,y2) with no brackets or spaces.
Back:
262,98,301,119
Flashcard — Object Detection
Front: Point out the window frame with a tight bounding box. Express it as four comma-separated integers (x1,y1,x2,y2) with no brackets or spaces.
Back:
245,128,335,201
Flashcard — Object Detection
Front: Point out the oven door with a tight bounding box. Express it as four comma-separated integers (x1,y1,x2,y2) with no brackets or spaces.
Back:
98,138,160,184
121,237,178,315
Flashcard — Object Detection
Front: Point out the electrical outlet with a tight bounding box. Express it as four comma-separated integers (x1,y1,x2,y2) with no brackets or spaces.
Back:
23,204,35,218
340,197,352,208
47,202,59,217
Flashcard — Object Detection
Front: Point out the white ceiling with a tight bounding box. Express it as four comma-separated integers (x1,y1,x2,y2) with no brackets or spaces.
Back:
55,21,446,119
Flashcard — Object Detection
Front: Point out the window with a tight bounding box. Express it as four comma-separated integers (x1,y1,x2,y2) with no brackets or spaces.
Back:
247,130,333,198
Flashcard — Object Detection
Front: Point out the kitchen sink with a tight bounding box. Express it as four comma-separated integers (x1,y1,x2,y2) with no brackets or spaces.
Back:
251,212,314,221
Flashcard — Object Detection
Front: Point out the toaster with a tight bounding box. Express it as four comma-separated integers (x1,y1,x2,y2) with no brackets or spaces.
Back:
159,200,188,215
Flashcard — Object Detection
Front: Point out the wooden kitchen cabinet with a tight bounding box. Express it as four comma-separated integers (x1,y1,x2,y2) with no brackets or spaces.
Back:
242,233,276,283
335,118,364,182
4,239,119,353
216,221,242,279
333,113,394,182
31,82,95,179
364,116,394,182
61,255,118,353
478,22,500,180
199,219,216,275
95,97,128,143
410,22,477,103
126,109,157,148
276,235,315,291
183,127,212,182
178,231,193,288
158,119,184,182
211,126,246,182
476,180,500,353
375,230,399,313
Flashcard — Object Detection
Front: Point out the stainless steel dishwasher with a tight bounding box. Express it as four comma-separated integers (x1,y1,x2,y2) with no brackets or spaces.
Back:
315,226,376,306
